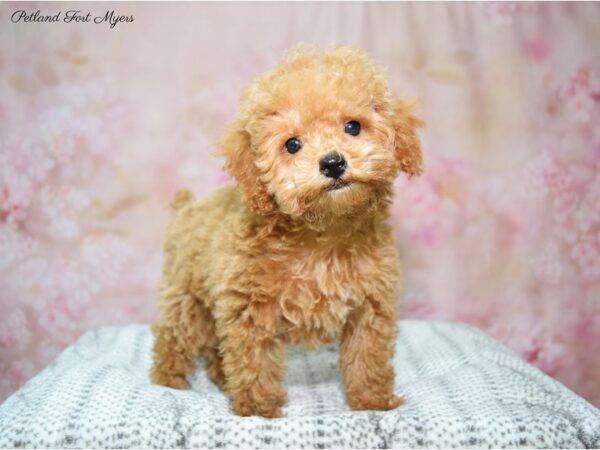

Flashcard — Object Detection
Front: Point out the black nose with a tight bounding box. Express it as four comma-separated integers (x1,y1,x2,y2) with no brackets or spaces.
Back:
319,152,347,179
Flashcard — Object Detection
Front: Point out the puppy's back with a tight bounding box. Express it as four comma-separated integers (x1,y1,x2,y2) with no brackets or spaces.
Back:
161,185,244,286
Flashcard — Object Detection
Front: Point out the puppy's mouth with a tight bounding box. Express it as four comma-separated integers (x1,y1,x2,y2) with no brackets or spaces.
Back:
327,179,351,192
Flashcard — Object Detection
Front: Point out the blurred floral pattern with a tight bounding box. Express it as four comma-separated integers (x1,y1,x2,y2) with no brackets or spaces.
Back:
1,2,599,406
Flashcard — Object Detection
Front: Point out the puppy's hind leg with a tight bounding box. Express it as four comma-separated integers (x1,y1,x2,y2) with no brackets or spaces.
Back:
150,285,212,390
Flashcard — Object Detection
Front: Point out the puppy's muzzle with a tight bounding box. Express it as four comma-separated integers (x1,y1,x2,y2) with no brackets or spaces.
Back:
319,152,347,179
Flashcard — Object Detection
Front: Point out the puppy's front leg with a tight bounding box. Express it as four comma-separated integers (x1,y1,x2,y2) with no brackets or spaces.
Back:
218,303,286,418
340,300,402,411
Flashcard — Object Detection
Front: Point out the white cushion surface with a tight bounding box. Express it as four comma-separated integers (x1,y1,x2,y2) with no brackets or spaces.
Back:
0,321,598,448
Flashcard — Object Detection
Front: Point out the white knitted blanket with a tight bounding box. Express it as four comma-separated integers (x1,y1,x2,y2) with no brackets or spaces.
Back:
0,321,598,448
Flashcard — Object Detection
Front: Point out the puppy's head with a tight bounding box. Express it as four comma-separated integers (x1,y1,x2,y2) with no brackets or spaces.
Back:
219,46,423,224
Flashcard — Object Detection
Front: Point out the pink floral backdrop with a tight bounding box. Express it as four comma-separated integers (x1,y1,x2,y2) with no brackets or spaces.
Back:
1,2,599,406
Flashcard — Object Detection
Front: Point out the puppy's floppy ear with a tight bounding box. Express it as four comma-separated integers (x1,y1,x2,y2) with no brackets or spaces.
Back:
218,122,276,214
389,97,424,177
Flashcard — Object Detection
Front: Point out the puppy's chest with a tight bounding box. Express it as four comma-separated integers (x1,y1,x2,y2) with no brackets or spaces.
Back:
275,245,369,348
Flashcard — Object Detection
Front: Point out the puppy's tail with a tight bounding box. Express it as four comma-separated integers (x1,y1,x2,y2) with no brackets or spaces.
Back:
170,189,194,211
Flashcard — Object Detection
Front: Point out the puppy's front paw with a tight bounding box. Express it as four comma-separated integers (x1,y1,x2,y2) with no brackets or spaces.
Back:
233,402,283,419
348,393,403,411
232,398,283,418
231,388,286,418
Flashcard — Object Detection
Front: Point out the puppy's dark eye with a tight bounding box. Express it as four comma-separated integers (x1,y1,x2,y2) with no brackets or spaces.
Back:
344,120,361,136
285,137,302,154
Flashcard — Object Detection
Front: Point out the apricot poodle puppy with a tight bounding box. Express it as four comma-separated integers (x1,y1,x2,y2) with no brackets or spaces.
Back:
150,46,423,418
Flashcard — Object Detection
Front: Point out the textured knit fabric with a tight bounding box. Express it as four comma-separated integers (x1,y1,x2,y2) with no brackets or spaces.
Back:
0,321,598,449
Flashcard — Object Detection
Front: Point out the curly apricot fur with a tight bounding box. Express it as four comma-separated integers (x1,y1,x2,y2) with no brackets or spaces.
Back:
151,46,423,417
